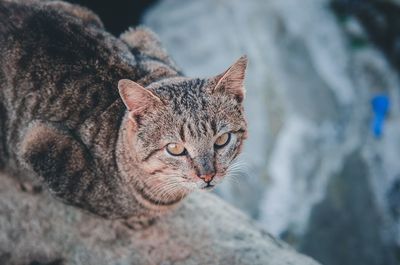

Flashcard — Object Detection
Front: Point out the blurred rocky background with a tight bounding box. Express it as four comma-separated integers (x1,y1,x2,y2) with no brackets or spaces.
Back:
72,0,400,264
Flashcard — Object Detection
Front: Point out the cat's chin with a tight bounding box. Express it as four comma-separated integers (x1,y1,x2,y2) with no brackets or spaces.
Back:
192,178,224,191
200,184,216,191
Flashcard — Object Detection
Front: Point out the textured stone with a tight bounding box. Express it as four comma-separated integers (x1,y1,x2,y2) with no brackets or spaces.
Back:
0,173,319,265
300,151,398,265
332,0,400,71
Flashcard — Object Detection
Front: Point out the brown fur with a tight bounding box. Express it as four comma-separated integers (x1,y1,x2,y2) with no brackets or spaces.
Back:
0,0,248,220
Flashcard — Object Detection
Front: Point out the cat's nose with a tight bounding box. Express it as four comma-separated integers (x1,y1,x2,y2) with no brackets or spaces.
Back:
199,174,214,183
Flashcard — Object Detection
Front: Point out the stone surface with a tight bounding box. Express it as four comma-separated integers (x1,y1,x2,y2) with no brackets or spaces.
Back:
300,151,398,265
332,0,400,71
0,173,319,265
144,0,400,264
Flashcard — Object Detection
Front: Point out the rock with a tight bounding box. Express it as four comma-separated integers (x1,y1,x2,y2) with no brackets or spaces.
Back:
300,151,398,265
331,0,400,71
0,173,319,265
144,0,400,264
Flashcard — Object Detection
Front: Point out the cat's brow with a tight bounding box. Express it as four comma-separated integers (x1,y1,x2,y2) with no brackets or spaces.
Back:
210,120,217,135
186,123,196,138
179,124,185,142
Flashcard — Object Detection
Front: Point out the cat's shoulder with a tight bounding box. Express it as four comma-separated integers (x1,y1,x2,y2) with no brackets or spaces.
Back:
120,26,181,73
41,1,103,28
0,0,103,31
0,0,115,60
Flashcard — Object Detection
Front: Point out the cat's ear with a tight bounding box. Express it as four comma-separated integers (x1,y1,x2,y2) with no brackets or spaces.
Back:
118,79,162,115
213,55,248,103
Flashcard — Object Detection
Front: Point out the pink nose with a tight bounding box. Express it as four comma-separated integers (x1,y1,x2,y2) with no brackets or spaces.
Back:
199,174,214,183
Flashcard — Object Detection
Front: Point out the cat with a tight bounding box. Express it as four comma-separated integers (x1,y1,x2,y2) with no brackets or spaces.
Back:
0,0,248,220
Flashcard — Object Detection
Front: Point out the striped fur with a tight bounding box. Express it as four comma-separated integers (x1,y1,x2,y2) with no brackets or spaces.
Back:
0,0,248,220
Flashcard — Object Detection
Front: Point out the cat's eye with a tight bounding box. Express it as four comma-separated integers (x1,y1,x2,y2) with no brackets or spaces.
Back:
214,132,231,149
166,143,186,156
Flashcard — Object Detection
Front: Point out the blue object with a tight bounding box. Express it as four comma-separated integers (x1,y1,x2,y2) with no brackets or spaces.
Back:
371,94,390,138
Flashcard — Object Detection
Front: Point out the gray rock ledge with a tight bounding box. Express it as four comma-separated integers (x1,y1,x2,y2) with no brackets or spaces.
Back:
0,173,319,265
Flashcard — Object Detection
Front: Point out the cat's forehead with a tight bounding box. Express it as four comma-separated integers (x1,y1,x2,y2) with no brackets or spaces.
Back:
149,77,229,114
142,77,245,136
144,98,243,139
151,77,207,100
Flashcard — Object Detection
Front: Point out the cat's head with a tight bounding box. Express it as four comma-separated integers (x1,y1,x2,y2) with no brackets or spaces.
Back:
118,56,248,203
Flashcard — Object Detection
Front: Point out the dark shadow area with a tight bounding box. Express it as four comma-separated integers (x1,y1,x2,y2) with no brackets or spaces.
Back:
331,0,400,73
66,0,158,35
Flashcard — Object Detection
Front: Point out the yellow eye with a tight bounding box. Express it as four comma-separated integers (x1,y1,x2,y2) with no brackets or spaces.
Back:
166,143,186,156
215,133,231,148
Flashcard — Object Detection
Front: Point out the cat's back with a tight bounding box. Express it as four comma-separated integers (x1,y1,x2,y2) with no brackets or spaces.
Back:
0,0,144,171
0,0,137,127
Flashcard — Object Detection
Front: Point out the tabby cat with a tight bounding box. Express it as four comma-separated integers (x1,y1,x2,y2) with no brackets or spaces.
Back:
0,0,248,220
